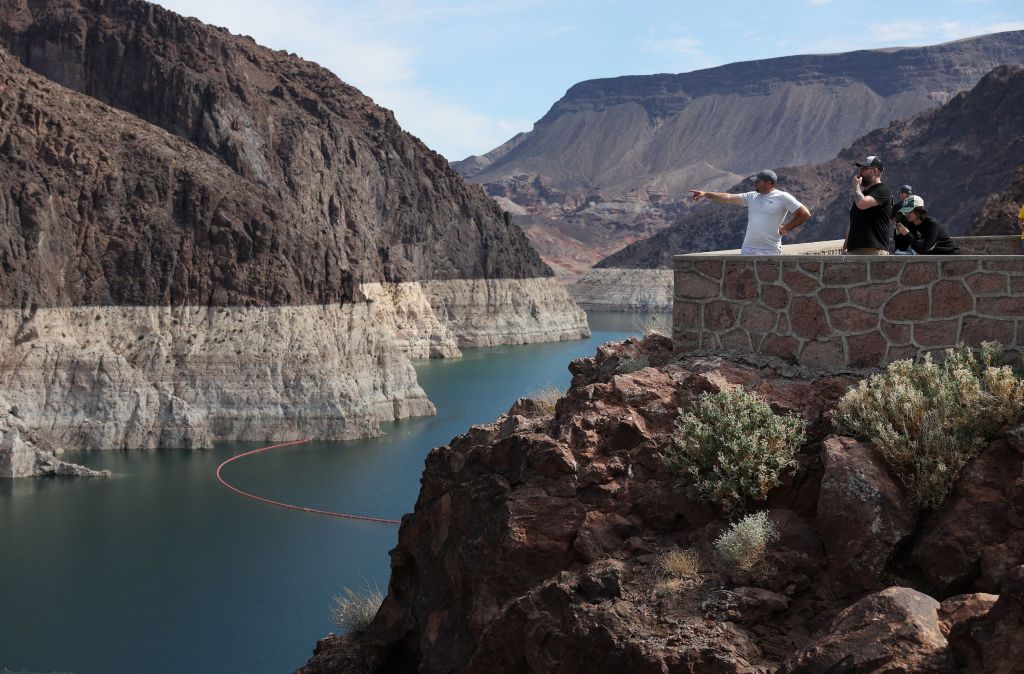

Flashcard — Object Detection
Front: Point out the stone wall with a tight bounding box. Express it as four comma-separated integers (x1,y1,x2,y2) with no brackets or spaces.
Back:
672,238,1024,370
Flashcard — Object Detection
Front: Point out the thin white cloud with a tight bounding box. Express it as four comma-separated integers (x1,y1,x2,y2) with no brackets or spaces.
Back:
867,19,1024,45
806,0,832,5
377,86,532,160
636,29,714,70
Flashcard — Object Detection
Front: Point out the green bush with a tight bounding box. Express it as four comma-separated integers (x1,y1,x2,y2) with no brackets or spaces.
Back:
715,511,779,573
835,343,1024,509
330,585,384,633
669,388,805,516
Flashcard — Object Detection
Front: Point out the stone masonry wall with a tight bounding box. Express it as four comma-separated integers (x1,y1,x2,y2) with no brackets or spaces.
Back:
673,246,1024,370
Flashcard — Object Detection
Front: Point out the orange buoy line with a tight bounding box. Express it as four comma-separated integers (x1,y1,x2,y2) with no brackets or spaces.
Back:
215,439,401,525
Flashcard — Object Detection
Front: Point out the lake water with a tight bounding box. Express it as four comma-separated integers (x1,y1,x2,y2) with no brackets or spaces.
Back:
0,312,641,674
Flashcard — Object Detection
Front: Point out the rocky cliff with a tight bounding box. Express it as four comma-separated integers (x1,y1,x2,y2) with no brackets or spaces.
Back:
0,0,588,458
299,335,1024,673
600,65,1024,268
455,32,1024,276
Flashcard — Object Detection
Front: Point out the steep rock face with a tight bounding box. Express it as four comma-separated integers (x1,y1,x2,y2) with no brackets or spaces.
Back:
0,303,434,450
600,65,1024,267
0,0,551,312
455,33,1024,274
300,337,1024,673
970,165,1024,236
0,395,109,477
0,2,590,455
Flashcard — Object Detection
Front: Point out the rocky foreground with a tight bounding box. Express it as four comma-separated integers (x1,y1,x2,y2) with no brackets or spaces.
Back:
300,335,1024,673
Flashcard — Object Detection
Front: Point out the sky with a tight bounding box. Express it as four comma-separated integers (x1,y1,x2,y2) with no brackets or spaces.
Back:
155,0,1024,161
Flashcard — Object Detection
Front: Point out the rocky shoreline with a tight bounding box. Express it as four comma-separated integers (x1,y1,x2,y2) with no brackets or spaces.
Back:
299,334,1024,673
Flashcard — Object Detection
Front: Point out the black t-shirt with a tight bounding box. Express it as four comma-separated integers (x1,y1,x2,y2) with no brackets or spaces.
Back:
848,182,893,250
895,216,960,254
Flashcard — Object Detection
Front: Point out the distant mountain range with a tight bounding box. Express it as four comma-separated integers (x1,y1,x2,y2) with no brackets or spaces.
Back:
598,64,1024,269
453,31,1024,275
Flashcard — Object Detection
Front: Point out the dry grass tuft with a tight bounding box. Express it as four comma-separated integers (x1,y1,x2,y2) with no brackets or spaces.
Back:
330,585,384,633
656,548,701,592
631,313,671,338
528,385,563,412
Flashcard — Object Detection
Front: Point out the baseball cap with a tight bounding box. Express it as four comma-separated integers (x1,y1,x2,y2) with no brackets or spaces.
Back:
752,169,777,183
898,185,913,194
854,155,884,169
898,195,925,213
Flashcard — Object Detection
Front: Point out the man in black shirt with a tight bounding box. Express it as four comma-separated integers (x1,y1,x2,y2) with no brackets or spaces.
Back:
895,205,960,255
844,155,892,255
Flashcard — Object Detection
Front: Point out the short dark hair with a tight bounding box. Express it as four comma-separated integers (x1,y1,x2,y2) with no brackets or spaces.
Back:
911,206,928,218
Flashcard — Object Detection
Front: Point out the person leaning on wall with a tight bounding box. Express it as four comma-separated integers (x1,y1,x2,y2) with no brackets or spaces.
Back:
894,200,960,255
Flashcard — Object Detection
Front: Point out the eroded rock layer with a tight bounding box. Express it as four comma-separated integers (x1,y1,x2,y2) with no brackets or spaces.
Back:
567,268,673,312
0,277,588,452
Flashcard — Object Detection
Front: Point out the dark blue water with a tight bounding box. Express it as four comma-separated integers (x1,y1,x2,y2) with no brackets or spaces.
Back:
0,312,639,674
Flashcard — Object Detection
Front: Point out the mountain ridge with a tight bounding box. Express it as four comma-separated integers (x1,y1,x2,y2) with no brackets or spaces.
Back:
454,31,1024,275
597,64,1024,268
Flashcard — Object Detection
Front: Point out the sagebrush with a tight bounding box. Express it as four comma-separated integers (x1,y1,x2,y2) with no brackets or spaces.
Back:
330,585,384,633
715,511,779,574
668,387,806,516
835,343,1024,508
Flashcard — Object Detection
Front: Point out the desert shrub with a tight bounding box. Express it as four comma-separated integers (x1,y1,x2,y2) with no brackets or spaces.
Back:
835,342,1024,509
657,547,701,592
616,354,650,374
668,388,805,516
330,585,384,633
527,384,563,412
714,511,779,573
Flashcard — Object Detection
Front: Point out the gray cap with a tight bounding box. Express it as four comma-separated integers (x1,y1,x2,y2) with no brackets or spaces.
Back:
752,169,777,183
899,184,913,195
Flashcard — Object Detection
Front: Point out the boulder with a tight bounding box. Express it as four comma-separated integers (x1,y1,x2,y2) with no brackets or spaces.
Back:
779,587,956,673
816,435,916,595
948,565,1024,672
911,425,1024,594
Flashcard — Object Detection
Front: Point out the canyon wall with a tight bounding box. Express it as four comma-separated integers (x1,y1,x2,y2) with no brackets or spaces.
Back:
0,1,589,463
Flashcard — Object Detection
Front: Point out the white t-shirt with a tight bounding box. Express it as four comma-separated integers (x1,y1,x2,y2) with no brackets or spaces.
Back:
739,189,804,250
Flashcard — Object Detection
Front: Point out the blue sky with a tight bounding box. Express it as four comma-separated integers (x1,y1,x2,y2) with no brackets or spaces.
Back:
155,0,1023,161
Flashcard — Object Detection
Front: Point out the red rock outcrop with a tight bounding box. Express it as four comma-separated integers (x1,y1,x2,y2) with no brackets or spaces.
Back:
779,587,956,673
299,336,1024,673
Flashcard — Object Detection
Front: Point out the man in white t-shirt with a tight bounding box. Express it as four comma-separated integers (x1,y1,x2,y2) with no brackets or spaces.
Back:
689,170,811,255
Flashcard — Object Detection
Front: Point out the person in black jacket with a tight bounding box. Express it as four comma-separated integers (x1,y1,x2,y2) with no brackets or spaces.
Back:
894,204,960,255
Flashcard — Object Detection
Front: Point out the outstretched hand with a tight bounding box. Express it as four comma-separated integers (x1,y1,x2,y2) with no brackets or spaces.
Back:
689,190,706,202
